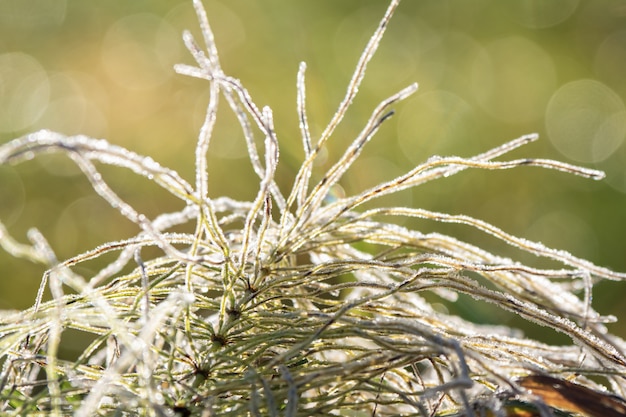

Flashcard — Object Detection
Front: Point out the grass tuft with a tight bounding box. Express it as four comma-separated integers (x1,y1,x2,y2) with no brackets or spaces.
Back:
2,0,626,415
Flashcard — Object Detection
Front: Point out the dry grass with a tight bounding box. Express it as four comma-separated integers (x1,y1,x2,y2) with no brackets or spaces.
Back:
1,0,626,415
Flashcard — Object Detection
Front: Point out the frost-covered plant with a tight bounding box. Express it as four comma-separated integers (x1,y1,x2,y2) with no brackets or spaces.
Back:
1,0,626,416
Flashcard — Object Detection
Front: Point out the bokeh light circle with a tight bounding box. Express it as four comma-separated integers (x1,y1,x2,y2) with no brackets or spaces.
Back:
470,37,556,124
101,14,180,91
34,72,109,139
509,0,579,29
546,79,626,163
398,90,475,164
526,210,598,260
594,29,626,98
0,0,66,28
0,53,50,133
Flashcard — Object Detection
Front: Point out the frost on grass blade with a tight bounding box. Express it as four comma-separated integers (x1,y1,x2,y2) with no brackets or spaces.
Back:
1,0,626,416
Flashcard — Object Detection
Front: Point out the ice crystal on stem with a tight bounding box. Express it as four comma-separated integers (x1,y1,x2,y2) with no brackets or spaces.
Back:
1,0,626,416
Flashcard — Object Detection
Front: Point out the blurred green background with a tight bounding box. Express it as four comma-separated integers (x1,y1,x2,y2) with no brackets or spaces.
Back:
1,0,625,341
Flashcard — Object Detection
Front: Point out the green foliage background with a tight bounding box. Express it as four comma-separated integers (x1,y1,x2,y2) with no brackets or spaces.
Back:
1,0,625,344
